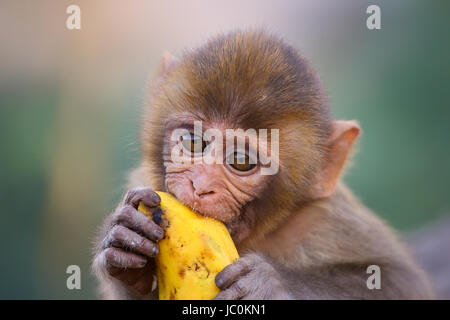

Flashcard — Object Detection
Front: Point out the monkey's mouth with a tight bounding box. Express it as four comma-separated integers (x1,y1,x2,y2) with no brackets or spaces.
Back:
165,185,240,224
176,196,239,225
192,200,237,223
191,203,239,236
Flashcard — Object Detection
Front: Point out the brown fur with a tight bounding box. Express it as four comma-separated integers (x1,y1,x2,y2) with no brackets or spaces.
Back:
92,29,434,299
143,29,331,241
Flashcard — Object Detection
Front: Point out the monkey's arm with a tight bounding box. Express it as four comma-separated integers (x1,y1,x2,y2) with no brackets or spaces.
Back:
92,166,162,300
92,213,146,299
91,205,158,300
214,252,431,300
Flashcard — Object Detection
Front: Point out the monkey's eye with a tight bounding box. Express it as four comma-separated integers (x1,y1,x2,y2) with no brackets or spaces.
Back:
181,133,206,154
227,152,256,172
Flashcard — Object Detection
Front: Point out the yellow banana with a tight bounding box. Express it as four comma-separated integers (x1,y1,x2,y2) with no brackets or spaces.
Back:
138,191,239,300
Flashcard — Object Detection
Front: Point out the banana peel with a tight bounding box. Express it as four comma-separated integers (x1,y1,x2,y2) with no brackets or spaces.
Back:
138,191,239,300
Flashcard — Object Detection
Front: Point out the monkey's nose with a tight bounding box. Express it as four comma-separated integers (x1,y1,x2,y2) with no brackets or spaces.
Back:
192,179,217,199
194,189,216,199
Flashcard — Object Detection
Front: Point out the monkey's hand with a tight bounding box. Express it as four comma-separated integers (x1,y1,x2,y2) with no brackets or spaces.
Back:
214,253,293,300
92,188,164,299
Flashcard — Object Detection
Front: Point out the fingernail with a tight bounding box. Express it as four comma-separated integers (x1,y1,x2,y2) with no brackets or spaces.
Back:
145,242,157,255
138,259,147,267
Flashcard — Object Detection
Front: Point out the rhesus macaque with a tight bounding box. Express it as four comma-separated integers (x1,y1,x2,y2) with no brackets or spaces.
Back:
92,30,434,299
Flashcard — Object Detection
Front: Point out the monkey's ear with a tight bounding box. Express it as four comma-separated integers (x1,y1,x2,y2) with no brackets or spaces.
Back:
310,120,360,199
157,51,178,76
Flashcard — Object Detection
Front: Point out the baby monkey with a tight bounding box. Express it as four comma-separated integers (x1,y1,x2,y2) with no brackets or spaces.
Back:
92,29,434,299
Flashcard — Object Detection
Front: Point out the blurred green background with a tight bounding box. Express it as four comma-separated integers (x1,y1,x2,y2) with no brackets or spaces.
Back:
0,0,449,299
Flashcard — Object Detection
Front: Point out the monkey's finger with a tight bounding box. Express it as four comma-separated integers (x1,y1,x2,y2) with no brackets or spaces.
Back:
213,280,247,300
215,257,253,290
106,265,125,277
124,187,161,208
104,247,147,269
109,225,159,258
115,205,164,242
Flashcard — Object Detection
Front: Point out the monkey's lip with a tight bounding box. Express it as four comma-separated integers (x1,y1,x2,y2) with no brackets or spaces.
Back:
177,198,208,217
171,192,236,223
190,199,235,224
190,200,214,218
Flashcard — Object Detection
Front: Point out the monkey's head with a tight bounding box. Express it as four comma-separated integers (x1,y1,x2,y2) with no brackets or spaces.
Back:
142,30,359,243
